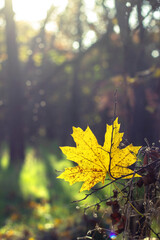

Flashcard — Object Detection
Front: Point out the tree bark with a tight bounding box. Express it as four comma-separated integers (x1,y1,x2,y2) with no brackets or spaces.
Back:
5,0,25,163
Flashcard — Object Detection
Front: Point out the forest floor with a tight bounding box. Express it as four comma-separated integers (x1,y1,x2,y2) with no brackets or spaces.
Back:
0,142,113,240
0,142,85,239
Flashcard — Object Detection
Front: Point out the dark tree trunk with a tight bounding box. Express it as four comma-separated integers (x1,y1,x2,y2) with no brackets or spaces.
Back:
70,62,80,127
68,0,83,129
5,0,25,163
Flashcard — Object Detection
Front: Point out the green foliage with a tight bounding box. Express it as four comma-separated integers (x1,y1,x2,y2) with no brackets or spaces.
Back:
20,150,49,199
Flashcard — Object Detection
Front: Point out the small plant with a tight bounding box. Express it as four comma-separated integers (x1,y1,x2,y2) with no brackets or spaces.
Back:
58,117,160,239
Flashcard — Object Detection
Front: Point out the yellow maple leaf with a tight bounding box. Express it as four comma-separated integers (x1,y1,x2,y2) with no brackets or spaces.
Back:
57,118,141,192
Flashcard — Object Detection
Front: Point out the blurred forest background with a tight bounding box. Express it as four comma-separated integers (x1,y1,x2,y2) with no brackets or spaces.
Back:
0,0,160,239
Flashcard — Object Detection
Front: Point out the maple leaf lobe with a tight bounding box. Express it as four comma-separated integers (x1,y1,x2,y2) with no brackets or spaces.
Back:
57,118,141,192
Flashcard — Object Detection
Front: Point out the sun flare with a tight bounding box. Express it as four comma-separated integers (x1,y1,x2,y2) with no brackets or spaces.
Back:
12,0,68,22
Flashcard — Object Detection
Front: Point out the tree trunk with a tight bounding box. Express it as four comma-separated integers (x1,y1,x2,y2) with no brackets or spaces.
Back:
5,0,25,163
